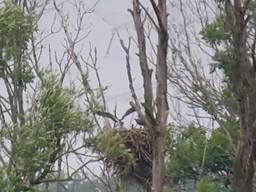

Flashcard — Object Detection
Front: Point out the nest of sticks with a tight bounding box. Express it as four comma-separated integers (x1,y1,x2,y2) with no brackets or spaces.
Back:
117,127,152,189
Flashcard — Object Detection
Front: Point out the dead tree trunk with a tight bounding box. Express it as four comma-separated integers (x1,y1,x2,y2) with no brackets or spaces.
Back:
127,1,169,191
152,1,169,191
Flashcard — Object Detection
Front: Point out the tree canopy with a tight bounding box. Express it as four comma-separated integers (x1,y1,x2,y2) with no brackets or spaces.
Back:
1,0,256,192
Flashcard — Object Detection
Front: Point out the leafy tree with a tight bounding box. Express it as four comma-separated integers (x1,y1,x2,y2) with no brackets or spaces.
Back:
0,73,92,190
166,122,237,191
199,1,256,191
0,1,34,82
167,124,206,182
0,1,107,191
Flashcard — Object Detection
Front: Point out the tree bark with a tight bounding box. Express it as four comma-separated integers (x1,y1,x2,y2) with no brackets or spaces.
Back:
130,1,169,191
226,1,256,191
233,95,256,192
151,130,165,192
152,0,168,191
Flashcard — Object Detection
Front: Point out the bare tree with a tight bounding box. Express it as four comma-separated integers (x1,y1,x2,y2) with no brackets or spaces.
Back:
120,0,169,191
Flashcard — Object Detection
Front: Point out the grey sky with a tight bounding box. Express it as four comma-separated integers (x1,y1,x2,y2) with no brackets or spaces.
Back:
37,0,141,119
38,0,214,126
80,0,146,118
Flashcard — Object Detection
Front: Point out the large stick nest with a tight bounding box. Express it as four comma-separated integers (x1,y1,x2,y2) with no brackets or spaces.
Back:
116,127,152,189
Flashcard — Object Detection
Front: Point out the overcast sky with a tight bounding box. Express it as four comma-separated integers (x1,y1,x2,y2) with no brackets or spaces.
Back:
38,0,212,125
87,0,156,118
37,0,142,120
77,0,150,119
89,0,135,110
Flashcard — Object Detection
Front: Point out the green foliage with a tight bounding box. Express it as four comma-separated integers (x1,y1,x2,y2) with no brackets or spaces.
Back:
200,14,236,83
197,177,219,192
37,74,91,135
0,1,34,56
167,122,236,186
167,124,206,181
0,1,35,83
213,49,235,81
95,128,135,175
6,74,92,188
197,177,231,192
205,117,238,176
206,128,233,174
20,63,35,84
0,168,37,192
200,17,230,46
